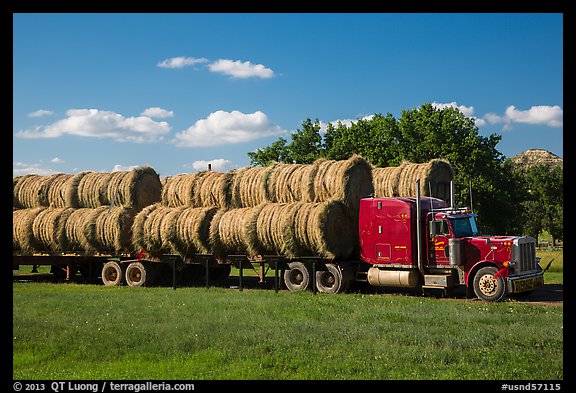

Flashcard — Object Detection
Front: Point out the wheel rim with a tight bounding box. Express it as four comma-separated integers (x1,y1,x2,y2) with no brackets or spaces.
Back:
320,272,336,288
105,268,118,282
289,270,303,285
478,273,498,296
128,268,142,283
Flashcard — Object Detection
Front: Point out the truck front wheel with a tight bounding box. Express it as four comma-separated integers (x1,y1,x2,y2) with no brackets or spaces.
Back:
284,261,310,291
472,266,506,302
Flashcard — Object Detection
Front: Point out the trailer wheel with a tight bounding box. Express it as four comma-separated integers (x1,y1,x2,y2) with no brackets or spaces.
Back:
316,263,352,294
125,261,154,287
101,261,124,286
472,266,506,302
284,261,310,291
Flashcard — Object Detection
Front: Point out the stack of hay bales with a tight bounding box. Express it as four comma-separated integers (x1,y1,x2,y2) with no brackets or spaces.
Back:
372,159,454,201
149,155,372,260
12,167,161,254
131,204,218,258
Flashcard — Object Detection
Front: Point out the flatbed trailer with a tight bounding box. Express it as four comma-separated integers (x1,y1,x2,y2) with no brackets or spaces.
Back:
13,251,348,294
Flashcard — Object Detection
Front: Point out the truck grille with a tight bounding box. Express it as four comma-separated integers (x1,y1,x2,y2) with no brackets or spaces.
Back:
511,237,538,274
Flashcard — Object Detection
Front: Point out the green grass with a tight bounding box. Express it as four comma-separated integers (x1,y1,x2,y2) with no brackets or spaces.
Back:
13,282,562,380
537,249,563,284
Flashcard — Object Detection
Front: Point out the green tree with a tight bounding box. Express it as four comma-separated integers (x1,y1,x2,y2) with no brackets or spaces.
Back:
287,118,324,164
520,164,563,245
248,137,291,166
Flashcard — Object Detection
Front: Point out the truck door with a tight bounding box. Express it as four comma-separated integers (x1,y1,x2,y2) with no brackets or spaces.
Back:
429,219,450,266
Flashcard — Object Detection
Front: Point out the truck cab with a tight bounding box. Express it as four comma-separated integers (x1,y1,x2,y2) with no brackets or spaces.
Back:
358,195,545,301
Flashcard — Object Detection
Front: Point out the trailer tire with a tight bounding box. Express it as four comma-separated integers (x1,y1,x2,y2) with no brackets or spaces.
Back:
316,263,352,294
101,261,125,286
472,266,506,302
125,261,154,287
284,261,310,291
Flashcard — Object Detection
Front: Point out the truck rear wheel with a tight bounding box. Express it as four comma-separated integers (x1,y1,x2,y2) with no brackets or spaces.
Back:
284,261,310,291
101,261,125,286
315,263,352,294
125,261,154,287
473,266,506,302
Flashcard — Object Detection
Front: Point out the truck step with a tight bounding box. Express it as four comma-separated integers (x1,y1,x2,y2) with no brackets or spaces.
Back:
423,274,455,288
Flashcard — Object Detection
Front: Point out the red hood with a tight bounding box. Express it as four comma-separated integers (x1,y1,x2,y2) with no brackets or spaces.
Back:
462,235,517,265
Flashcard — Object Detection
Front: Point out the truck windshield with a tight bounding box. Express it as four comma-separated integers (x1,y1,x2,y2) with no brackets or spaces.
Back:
450,216,479,237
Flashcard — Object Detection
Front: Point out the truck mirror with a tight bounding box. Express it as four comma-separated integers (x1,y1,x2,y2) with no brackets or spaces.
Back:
429,220,437,236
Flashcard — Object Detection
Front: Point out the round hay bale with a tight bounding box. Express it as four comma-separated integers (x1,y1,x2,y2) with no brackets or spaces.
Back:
46,173,73,207
77,172,111,208
293,201,355,260
13,174,66,209
255,202,301,257
230,165,276,207
102,167,162,210
91,206,136,253
172,206,219,257
229,167,251,208
132,204,159,253
62,171,91,208
13,175,33,209
196,170,233,208
64,207,103,252
139,204,173,256
76,167,161,210
268,163,316,203
310,155,373,218
161,172,206,207
31,207,75,251
209,206,264,258
395,159,455,199
372,166,404,197
13,207,46,252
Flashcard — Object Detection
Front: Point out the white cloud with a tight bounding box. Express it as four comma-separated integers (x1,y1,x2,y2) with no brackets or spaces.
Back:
15,109,171,143
503,105,563,127
483,112,503,125
28,109,54,117
157,57,208,69
112,164,141,172
13,162,56,177
189,159,237,172
474,118,486,127
431,102,475,117
50,157,65,163
208,59,275,79
173,110,286,147
141,107,174,118
481,105,563,130
318,115,375,134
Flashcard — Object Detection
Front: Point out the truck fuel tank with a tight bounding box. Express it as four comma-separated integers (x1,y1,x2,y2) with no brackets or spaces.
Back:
367,267,420,288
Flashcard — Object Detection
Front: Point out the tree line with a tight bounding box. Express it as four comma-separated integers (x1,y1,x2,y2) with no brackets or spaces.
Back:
247,103,563,244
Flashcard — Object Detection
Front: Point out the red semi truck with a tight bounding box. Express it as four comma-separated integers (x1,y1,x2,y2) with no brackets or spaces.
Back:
13,180,545,302
283,180,544,301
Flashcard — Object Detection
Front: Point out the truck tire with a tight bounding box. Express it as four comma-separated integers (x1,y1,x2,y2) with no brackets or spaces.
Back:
316,263,352,294
472,266,506,302
101,261,124,286
284,261,310,291
125,261,154,287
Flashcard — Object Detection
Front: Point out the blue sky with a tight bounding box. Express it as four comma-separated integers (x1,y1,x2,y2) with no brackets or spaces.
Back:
13,13,563,178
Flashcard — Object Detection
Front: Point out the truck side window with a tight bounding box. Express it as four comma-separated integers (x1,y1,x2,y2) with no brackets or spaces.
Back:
433,220,450,236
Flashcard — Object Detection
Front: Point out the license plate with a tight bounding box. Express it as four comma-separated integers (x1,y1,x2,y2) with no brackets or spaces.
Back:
510,274,544,293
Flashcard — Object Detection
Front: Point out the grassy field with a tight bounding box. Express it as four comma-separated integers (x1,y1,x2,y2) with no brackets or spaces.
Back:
13,249,563,381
